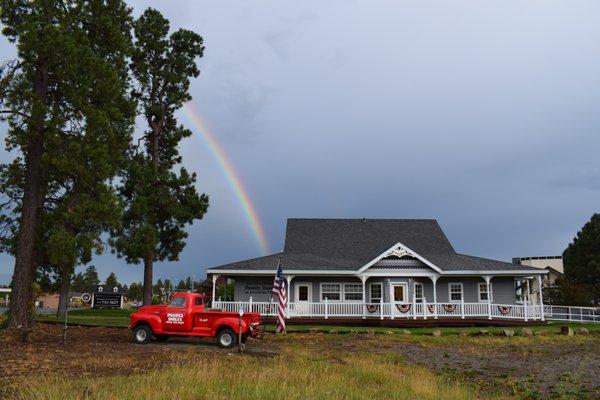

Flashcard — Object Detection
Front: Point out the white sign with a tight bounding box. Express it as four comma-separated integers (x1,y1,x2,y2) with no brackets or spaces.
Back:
166,313,184,325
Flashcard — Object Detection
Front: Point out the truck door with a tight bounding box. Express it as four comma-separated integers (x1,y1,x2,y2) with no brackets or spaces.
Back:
161,295,192,331
191,296,212,335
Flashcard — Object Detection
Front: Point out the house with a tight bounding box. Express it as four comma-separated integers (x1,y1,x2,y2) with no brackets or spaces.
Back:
35,292,83,309
513,256,564,304
207,218,547,322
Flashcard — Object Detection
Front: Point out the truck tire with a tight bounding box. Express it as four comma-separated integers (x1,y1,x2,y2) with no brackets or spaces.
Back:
217,328,237,348
133,324,153,344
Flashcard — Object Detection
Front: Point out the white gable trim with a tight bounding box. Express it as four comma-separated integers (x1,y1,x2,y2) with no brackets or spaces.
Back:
357,242,443,274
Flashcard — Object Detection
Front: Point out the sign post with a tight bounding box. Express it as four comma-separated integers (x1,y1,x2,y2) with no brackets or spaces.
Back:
238,307,244,353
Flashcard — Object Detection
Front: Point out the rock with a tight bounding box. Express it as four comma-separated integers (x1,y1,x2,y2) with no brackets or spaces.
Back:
478,330,489,336
521,328,533,337
502,329,515,337
560,326,574,336
401,329,412,335
432,330,442,337
576,327,589,335
458,331,468,337
384,330,395,335
328,330,338,335
534,330,548,336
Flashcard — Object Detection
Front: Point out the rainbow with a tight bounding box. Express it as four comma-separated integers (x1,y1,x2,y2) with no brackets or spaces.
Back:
182,102,270,255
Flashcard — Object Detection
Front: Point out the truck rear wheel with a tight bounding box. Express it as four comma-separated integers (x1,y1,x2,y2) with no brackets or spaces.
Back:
133,324,153,344
217,328,237,348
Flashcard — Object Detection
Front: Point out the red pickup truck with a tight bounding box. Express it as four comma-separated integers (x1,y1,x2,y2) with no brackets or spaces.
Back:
129,292,262,348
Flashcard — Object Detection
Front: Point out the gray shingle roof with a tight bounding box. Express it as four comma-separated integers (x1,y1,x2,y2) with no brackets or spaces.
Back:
208,218,540,273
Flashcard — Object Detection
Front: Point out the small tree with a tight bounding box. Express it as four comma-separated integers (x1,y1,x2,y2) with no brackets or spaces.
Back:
82,266,100,290
105,272,119,287
110,8,208,305
560,214,600,305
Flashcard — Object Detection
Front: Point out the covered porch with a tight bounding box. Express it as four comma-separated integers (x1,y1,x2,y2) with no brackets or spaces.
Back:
209,272,550,323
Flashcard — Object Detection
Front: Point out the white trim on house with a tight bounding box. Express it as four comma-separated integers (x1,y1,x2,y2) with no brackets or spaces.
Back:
318,282,365,302
358,242,444,274
294,282,312,303
206,268,547,277
448,282,464,303
478,282,492,302
369,282,383,303
414,282,424,303
389,282,408,303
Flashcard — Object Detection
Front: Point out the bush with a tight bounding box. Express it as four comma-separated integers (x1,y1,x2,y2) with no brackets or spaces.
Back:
0,312,7,329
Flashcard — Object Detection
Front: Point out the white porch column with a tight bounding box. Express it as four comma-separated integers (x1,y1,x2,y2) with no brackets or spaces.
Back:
525,279,531,304
360,276,367,319
211,274,219,304
429,276,439,319
537,274,545,321
484,275,493,320
285,275,294,318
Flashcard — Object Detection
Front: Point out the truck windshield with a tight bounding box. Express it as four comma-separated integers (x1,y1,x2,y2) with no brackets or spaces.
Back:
169,297,186,307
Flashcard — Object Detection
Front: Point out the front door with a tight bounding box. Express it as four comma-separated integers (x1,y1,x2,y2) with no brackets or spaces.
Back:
294,283,312,316
391,283,410,317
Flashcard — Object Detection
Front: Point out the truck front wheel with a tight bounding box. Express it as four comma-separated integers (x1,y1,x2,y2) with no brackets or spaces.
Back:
133,324,153,344
217,328,237,348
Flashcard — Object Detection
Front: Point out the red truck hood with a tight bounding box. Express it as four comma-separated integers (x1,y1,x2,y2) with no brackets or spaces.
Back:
136,305,165,314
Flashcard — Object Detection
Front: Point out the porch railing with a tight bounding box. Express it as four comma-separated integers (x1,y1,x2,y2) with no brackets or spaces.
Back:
211,299,597,322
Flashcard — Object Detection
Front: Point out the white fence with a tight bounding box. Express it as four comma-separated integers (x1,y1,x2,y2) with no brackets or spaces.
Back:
543,305,599,323
211,299,581,322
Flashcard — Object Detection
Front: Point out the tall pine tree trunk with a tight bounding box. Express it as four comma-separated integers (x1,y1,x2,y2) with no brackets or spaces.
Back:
143,253,153,305
56,266,72,318
142,123,161,306
8,59,48,330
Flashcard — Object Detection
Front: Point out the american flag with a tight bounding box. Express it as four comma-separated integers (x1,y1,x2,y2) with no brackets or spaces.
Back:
272,259,287,334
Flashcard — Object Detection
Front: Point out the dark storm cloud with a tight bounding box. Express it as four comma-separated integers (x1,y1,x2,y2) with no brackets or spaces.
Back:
1,1,600,284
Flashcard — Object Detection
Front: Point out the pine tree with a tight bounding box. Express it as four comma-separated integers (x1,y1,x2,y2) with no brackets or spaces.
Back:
110,9,209,305
561,214,600,305
82,265,100,289
0,0,135,329
105,272,119,287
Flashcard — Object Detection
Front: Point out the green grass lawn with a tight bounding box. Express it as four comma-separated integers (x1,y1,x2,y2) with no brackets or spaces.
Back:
35,308,133,327
34,308,600,335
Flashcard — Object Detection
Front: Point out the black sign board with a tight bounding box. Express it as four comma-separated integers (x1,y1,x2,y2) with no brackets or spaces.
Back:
93,293,122,308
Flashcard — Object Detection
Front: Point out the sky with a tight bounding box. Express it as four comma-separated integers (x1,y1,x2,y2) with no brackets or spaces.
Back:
1,1,600,285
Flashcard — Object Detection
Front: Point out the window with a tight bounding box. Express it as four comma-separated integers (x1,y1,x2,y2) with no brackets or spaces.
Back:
298,285,309,301
321,284,341,301
169,296,186,307
392,284,407,302
414,283,424,303
344,284,363,301
370,283,382,303
194,296,203,306
449,283,463,302
515,279,526,303
478,283,492,302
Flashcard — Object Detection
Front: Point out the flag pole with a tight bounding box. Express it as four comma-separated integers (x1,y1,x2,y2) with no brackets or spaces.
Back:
267,256,281,324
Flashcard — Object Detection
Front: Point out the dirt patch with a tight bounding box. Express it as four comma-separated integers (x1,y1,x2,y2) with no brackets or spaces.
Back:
388,336,600,398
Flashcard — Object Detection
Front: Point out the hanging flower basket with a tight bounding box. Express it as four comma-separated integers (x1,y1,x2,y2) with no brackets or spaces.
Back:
395,304,411,313
497,305,511,315
366,304,379,313
427,304,436,313
443,304,456,313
